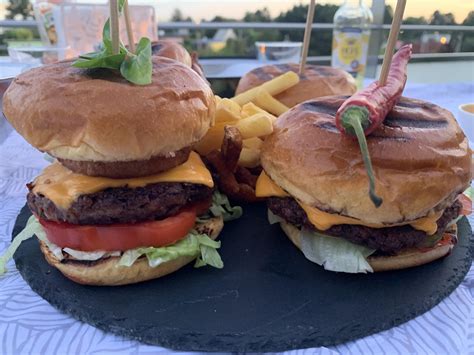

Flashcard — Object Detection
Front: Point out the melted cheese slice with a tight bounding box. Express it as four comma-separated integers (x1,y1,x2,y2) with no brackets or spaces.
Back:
33,151,214,209
255,171,441,235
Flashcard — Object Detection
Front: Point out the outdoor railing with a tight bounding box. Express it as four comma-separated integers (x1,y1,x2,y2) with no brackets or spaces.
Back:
1,19,473,77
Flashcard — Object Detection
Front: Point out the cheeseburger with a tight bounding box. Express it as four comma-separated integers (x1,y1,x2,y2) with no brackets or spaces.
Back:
152,40,206,81
2,56,231,286
256,96,471,273
235,63,357,107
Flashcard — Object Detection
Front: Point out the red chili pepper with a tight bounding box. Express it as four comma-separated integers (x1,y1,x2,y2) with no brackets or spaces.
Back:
335,44,413,208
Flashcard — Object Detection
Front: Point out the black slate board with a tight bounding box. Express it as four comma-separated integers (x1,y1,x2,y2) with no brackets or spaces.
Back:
12,203,473,352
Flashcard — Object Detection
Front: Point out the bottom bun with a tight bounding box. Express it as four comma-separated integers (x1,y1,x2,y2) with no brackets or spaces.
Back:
280,221,455,272
40,217,224,286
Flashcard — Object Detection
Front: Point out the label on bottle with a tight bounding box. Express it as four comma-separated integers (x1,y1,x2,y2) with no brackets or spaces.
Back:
331,28,370,79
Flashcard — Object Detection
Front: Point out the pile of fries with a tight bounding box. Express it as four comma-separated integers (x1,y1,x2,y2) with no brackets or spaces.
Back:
195,71,300,169
194,71,301,202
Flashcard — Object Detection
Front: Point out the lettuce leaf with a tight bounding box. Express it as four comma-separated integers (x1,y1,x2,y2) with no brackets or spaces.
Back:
300,228,375,274
200,190,242,222
118,233,223,269
268,210,284,225
0,215,42,275
464,186,473,200
268,210,374,273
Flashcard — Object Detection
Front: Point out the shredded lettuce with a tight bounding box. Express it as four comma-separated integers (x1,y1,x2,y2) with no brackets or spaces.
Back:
268,210,284,225
300,228,375,273
0,215,42,275
268,210,374,273
63,248,120,261
118,232,223,269
199,190,242,222
464,186,473,200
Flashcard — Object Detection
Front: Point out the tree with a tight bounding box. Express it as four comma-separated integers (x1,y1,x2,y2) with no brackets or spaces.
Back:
6,0,33,20
243,8,272,22
462,11,474,26
400,16,428,43
171,9,192,22
429,11,456,26
461,11,474,52
403,16,428,25
384,5,393,24
275,4,338,56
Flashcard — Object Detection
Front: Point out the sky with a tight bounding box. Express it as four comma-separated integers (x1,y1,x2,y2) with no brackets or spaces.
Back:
132,0,473,23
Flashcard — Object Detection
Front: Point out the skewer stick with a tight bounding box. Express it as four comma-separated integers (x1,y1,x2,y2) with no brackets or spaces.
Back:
378,0,407,85
299,0,316,75
123,0,136,53
109,0,120,55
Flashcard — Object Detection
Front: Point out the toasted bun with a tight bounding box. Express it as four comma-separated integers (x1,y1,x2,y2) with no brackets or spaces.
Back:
39,217,224,286
235,63,356,107
261,96,472,225
151,40,192,67
280,221,455,272
3,57,215,162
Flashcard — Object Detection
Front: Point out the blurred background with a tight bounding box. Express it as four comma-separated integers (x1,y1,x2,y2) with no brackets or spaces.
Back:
0,0,473,96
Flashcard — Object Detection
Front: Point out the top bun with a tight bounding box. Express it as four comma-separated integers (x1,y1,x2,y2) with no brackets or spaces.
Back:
3,56,215,162
261,96,472,225
151,40,192,67
235,63,356,107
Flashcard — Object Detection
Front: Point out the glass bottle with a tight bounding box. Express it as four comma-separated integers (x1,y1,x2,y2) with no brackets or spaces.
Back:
331,0,373,87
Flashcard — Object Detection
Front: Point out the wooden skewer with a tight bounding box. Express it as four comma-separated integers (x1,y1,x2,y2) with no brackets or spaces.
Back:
123,0,135,53
378,0,407,85
109,0,120,55
299,0,316,76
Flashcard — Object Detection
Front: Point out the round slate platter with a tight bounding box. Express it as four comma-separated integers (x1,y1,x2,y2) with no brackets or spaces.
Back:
13,203,473,352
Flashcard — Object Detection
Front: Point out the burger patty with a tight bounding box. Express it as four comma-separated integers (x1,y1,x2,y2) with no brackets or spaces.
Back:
267,197,461,254
28,182,212,225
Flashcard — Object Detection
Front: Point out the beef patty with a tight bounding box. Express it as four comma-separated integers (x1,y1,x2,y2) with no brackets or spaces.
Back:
28,182,212,225
267,197,461,254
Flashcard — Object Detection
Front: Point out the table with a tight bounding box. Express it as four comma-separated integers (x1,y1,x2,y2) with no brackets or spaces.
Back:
0,82,473,354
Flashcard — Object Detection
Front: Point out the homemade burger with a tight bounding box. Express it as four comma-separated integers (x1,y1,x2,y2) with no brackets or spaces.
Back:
2,56,235,285
256,96,472,273
235,63,357,107
152,40,206,81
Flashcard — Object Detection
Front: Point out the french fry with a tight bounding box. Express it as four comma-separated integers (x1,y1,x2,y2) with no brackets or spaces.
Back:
243,137,263,150
234,113,273,139
215,97,242,123
232,71,299,106
241,102,277,121
254,89,290,116
194,122,227,156
238,147,261,168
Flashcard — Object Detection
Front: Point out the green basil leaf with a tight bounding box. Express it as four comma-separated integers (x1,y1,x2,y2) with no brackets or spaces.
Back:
102,19,112,51
118,0,126,13
120,37,152,85
73,51,126,70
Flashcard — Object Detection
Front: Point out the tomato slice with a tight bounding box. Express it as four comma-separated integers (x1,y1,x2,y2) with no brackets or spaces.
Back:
39,209,199,252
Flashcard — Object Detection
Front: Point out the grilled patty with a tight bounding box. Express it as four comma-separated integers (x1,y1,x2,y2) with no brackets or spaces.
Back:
28,182,212,225
267,197,461,254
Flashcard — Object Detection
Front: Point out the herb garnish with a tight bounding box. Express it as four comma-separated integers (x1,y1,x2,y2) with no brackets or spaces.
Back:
72,0,152,85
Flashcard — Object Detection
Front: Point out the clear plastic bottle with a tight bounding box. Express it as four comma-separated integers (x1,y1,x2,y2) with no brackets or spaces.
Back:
331,0,373,87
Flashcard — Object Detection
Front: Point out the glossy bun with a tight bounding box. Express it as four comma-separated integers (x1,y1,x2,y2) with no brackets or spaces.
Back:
3,57,215,162
261,96,472,224
235,63,356,107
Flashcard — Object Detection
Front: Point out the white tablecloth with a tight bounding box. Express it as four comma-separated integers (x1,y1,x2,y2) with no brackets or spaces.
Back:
0,82,473,354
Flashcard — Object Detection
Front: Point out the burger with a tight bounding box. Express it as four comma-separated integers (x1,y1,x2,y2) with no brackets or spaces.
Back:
152,40,206,81
235,63,357,108
151,39,192,66
2,56,235,285
256,96,472,273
